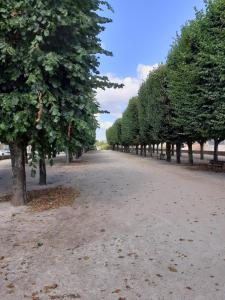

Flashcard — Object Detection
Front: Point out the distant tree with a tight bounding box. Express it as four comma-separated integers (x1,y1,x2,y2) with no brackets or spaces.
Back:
121,97,140,153
106,119,122,150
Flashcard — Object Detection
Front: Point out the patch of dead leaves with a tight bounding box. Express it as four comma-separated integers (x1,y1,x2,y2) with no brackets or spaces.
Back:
0,186,79,212
27,186,80,213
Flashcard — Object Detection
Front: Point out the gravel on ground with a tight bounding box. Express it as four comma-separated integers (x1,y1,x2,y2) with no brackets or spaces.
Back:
0,150,225,300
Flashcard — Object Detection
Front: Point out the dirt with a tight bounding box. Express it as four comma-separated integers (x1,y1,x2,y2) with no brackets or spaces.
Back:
0,150,225,299
0,186,79,213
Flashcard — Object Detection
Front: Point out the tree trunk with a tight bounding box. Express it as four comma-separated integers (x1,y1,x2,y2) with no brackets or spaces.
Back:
213,139,219,162
176,142,181,164
144,145,147,157
152,144,155,154
24,147,28,164
149,144,153,157
66,148,70,163
39,157,46,185
140,145,143,156
166,142,171,162
161,143,163,154
200,142,204,160
187,141,193,165
9,143,27,206
156,144,159,155
78,148,82,158
136,145,139,155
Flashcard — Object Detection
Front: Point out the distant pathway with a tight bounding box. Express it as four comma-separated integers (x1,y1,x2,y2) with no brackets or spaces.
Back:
0,150,225,300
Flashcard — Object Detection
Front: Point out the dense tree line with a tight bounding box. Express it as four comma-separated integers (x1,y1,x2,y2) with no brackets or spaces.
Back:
107,0,225,165
0,0,121,206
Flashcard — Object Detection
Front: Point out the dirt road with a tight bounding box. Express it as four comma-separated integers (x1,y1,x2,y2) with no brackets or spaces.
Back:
0,150,225,300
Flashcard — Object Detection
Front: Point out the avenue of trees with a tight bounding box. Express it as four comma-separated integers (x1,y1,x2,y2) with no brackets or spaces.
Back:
107,0,225,165
0,0,121,206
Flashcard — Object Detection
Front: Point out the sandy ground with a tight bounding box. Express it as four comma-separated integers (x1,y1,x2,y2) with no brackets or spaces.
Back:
0,151,225,300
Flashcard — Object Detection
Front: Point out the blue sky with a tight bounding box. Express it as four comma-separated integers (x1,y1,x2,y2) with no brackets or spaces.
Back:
96,0,205,141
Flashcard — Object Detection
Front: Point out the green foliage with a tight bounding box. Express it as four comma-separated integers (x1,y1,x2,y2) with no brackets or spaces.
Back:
0,0,118,160
121,97,140,146
108,0,225,154
95,140,110,150
196,0,225,141
106,118,122,147
167,18,204,142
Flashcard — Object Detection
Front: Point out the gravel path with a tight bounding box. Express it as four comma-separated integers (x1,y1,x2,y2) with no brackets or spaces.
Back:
0,150,225,300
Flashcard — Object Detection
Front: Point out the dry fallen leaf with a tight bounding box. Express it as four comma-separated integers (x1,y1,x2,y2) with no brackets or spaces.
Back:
0,186,79,212
43,283,58,293
83,256,90,261
50,294,81,299
112,289,121,294
168,266,178,273
27,186,80,213
6,283,15,289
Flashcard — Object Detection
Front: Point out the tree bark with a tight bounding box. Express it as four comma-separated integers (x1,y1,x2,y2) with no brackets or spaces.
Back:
39,157,46,185
152,144,155,154
176,142,181,164
66,148,73,163
24,147,28,164
200,142,204,160
187,141,194,165
78,148,82,158
166,142,171,162
9,143,27,206
66,148,70,163
213,139,219,162
161,143,163,154
140,145,143,156
149,144,153,157
136,145,139,155
156,144,159,155
144,145,147,157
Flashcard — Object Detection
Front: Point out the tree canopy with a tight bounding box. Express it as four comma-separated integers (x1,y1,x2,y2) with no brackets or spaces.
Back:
107,0,225,164
0,0,120,205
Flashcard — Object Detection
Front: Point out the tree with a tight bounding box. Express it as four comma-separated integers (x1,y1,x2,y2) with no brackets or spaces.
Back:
0,0,119,205
121,97,140,153
167,18,205,165
138,81,153,156
106,118,122,150
196,0,225,161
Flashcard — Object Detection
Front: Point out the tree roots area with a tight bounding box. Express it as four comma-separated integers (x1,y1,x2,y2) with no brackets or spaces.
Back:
0,151,225,300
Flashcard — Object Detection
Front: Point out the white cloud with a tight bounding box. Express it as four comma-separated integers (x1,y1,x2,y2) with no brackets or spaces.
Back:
96,63,159,141
137,63,159,81
96,74,140,114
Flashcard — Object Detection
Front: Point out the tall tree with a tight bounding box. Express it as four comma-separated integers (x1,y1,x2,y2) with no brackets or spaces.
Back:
0,0,119,205
196,0,225,161
121,97,140,153
167,18,205,165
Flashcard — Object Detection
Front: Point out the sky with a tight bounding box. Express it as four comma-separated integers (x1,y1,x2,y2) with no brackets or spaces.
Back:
96,0,205,141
